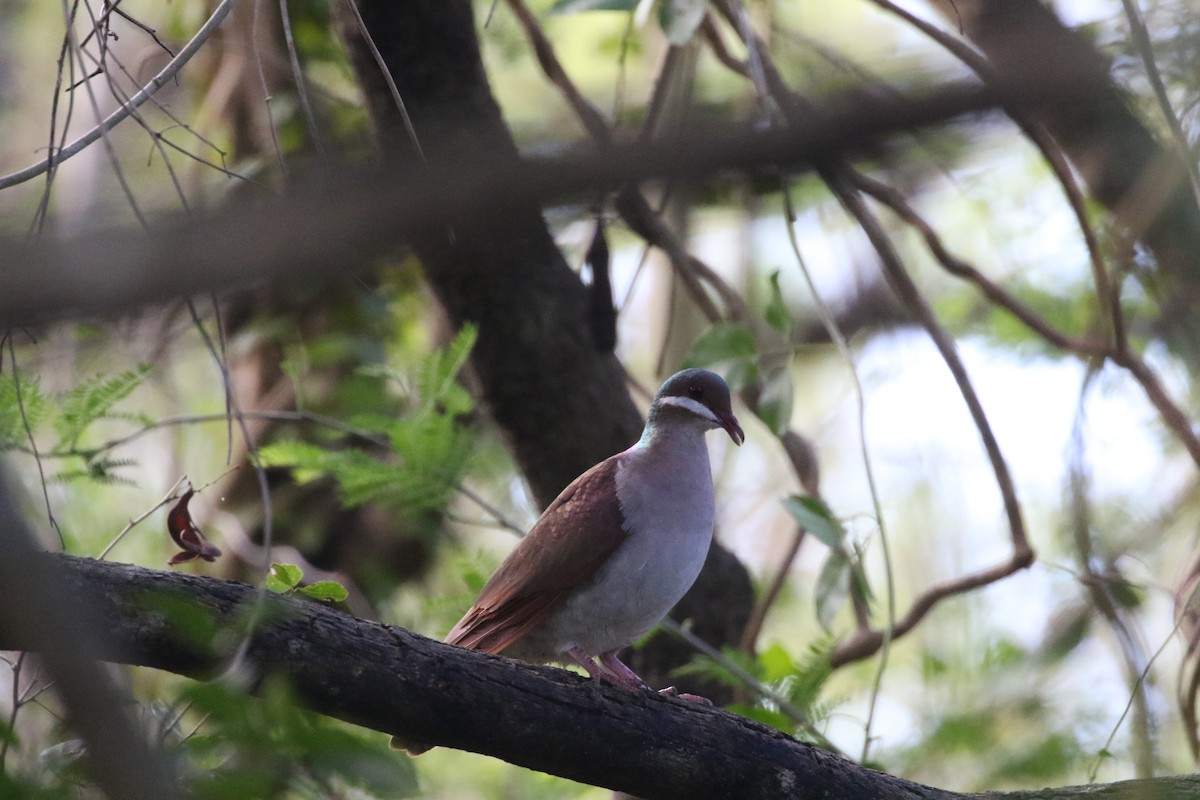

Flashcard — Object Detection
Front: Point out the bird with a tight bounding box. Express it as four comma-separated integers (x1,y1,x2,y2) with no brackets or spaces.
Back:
444,367,744,696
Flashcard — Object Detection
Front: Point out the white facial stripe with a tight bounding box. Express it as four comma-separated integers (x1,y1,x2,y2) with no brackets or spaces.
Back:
659,394,721,424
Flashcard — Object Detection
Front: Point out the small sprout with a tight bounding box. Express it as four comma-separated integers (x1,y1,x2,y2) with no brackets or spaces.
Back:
267,562,349,603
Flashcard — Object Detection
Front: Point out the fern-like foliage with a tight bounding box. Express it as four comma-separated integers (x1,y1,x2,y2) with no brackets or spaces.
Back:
52,364,154,452
258,326,478,523
0,373,51,451
675,635,839,741
51,456,141,486
0,363,154,485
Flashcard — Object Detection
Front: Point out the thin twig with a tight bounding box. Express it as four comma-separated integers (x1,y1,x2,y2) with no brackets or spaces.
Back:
846,169,1111,358
96,475,190,560
864,0,1117,344
279,0,325,157
658,617,842,755
251,0,289,179
706,1,1035,671
1069,367,1153,777
0,652,26,767
1110,347,1200,469
31,0,84,239
739,525,805,652
829,167,1033,572
76,0,192,214
341,0,427,168
0,0,239,190
781,177,895,764
5,333,62,546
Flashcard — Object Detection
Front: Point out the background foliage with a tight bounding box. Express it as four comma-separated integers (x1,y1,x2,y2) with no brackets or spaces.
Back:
1,0,1199,797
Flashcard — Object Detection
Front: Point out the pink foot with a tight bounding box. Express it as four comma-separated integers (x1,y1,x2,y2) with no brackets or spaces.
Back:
565,646,649,692
566,645,628,688
598,651,649,692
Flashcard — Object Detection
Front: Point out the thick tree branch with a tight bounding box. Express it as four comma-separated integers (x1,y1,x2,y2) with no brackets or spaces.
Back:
8,552,1200,800
0,76,1081,330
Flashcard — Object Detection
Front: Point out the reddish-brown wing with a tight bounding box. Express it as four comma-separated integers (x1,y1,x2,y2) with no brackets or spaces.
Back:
446,455,629,654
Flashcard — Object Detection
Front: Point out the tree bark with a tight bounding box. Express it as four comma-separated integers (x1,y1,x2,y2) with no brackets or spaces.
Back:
10,553,1200,800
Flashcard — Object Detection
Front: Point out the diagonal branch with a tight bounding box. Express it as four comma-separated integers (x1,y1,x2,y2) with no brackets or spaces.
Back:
14,552,929,799
9,551,1200,800
845,170,1111,359
0,79,1019,326
0,0,239,191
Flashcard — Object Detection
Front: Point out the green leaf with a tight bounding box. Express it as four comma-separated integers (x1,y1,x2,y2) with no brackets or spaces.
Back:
782,495,845,549
757,642,796,684
298,581,349,603
672,648,757,689
764,270,791,334
308,732,418,797
267,563,304,593
815,549,849,632
687,323,756,365
52,364,151,450
550,0,639,11
782,637,836,712
684,323,758,391
0,373,50,451
260,331,478,526
420,323,477,415
848,541,874,604
754,366,793,434
257,440,345,483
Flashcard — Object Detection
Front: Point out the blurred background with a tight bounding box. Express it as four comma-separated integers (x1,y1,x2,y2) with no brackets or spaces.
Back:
1,0,1199,797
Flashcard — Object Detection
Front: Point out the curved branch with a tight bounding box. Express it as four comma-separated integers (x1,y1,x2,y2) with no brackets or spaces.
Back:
845,169,1111,359
823,172,1035,666
829,551,1032,667
863,0,1118,344
0,0,239,191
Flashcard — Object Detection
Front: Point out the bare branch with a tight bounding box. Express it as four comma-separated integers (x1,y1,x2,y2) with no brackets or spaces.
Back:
0,0,239,191
845,169,1111,358
707,1,1034,666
